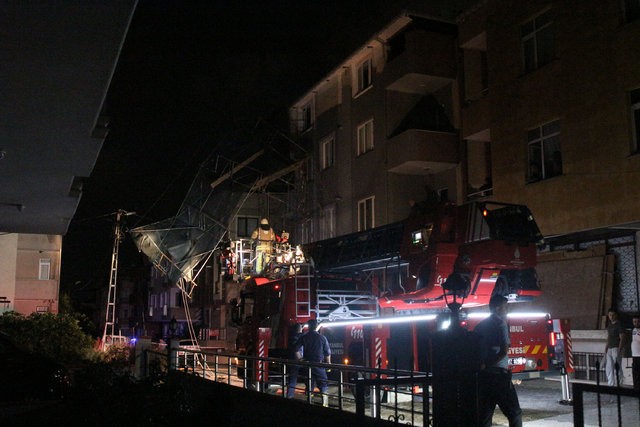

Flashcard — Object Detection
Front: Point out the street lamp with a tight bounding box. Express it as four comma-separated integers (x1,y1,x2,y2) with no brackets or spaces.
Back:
431,269,481,426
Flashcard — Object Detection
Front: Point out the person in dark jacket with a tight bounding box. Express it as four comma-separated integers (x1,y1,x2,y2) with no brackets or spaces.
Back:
294,318,331,406
474,295,522,427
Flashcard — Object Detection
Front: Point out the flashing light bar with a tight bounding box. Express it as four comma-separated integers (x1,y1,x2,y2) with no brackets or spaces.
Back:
466,311,549,320
320,313,438,329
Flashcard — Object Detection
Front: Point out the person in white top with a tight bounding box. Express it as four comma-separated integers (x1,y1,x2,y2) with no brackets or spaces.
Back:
631,314,640,390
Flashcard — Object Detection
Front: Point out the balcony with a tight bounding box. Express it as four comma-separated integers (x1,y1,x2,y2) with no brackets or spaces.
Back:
383,41,455,95
461,95,490,141
387,129,458,175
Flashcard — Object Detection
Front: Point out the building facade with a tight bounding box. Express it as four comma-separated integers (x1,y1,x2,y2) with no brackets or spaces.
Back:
458,0,640,326
289,12,461,243
289,2,640,327
0,233,61,315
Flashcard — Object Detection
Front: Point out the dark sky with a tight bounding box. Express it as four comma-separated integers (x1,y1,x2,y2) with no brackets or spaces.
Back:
60,0,439,304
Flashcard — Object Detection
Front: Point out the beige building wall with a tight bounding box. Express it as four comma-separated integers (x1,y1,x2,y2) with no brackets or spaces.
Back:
0,234,19,314
0,233,60,315
461,0,640,237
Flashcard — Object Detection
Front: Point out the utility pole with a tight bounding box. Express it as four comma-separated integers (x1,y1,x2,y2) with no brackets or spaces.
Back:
101,209,135,351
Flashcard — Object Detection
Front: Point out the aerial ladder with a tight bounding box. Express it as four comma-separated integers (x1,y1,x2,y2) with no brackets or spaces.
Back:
101,210,135,351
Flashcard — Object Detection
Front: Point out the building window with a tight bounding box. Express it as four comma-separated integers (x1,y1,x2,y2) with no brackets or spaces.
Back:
38,258,51,280
302,103,313,130
521,9,555,73
357,196,375,231
357,119,374,155
357,58,372,92
527,120,562,182
624,0,640,22
631,88,640,153
321,136,335,170
297,220,311,244
237,217,258,238
320,205,336,240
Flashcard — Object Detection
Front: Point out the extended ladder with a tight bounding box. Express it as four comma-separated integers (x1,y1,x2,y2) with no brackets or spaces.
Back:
101,210,133,351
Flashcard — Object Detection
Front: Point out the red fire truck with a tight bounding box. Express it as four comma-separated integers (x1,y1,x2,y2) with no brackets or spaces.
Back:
228,201,572,379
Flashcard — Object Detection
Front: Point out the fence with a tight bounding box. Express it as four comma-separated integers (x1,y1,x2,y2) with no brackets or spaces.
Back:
139,346,432,426
573,352,606,382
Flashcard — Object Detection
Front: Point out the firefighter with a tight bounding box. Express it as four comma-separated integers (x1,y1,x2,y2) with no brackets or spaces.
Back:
251,218,276,273
294,319,331,407
475,294,522,427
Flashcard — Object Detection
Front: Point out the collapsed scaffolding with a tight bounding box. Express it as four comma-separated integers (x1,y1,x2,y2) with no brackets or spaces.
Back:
129,123,308,346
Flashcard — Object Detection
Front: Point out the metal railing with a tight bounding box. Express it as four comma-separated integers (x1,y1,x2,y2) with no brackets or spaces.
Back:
141,347,433,426
573,352,606,383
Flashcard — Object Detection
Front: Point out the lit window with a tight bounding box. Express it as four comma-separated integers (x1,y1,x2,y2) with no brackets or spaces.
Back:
521,9,555,73
527,120,561,182
357,119,374,156
357,58,372,92
38,258,51,280
624,0,640,22
357,196,375,231
631,88,640,153
321,136,335,170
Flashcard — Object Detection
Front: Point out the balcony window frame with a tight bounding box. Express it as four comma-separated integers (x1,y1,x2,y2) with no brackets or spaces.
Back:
527,119,562,183
521,9,555,73
356,119,374,156
237,216,259,238
302,102,313,131
320,135,335,170
38,258,51,280
357,57,372,93
357,196,375,231
320,205,336,240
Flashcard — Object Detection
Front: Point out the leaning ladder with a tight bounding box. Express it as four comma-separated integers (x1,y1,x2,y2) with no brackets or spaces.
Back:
101,210,128,350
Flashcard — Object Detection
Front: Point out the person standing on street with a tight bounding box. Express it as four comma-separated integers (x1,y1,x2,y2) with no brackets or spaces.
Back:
631,314,640,390
295,318,331,407
474,294,522,427
604,308,624,386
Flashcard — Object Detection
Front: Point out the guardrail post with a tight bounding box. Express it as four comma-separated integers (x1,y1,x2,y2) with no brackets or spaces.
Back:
572,382,584,427
355,379,365,419
282,363,287,398
338,369,344,411
306,365,312,404
371,383,378,418
243,358,247,389
560,366,573,404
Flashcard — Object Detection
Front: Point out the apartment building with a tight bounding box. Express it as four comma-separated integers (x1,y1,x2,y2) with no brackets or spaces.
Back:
0,234,61,315
458,0,640,326
289,1,640,327
289,12,461,243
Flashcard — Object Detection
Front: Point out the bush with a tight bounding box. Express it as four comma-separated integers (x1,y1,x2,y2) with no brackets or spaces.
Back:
0,311,96,366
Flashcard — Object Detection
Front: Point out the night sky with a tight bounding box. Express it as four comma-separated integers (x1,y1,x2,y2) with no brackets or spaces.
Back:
60,0,442,308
